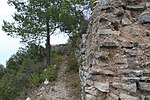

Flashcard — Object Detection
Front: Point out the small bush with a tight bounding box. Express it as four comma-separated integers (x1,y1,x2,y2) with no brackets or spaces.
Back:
28,73,41,86
41,65,58,81
51,49,63,65
66,58,79,72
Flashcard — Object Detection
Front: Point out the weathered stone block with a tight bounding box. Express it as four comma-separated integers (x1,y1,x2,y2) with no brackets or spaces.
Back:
99,0,110,6
97,62,109,67
115,58,127,64
118,69,131,75
99,15,119,24
86,94,96,100
121,17,132,26
86,80,94,86
132,70,143,76
126,5,145,10
112,83,137,92
91,75,102,81
99,41,119,47
97,29,120,35
109,93,119,100
94,51,109,59
139,82,150,91
85,87,98,96
122,42,139,48
91,67,116,75
114,7,124,16
94,82,109,92
84,71,92,79
118,69,143,76
140,77,150,81
123,77,140,82
119,93,139,100
126,50,138,57
123,0,142,5
139,14,150,24
146,2,150,8
143,69,150,74
98,0,111,10
97,69,116,75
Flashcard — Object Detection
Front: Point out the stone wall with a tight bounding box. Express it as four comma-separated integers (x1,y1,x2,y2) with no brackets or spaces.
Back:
79,0,150,100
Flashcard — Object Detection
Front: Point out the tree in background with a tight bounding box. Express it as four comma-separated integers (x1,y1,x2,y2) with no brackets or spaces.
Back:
2,0,87,66
0,64,5,79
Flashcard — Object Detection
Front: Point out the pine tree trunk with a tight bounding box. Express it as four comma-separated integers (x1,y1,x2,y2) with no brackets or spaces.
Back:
46,19,50,65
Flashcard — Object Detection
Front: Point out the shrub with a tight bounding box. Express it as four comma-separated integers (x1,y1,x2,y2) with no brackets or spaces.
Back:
51,55,63,66
28,73,41,86
66,58,79,72
41,65,58,81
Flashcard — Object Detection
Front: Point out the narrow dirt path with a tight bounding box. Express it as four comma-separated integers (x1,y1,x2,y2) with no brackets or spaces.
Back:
30,56,74,100
45,59,74,100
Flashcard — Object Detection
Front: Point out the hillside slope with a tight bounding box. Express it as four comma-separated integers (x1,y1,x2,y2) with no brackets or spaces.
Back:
28,55,78,100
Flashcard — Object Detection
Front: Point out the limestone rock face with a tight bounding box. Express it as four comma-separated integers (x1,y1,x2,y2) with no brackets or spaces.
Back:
79,0,150,100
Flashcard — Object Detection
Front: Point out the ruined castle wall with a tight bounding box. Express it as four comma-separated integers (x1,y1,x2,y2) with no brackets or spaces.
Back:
79,0,150,100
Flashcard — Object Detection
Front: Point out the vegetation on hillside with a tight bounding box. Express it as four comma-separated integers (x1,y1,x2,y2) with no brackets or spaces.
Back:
0,44,63,100
0,0,92,99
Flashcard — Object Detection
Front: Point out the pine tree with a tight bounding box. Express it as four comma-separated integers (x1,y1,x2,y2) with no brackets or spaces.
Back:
2,0,85,65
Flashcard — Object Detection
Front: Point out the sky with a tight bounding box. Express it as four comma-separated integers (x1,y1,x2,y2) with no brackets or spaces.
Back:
0,0,68,66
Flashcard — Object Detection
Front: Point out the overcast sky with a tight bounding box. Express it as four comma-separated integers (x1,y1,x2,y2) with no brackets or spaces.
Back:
0,0,68,66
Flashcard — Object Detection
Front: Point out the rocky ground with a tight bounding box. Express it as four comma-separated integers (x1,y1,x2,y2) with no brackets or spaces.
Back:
28,56,75,100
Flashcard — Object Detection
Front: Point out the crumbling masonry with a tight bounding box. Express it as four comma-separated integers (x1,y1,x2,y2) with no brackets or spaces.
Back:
78,0,150,100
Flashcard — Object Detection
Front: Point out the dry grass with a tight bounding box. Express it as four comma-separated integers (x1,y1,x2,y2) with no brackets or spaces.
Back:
65,71,81,100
